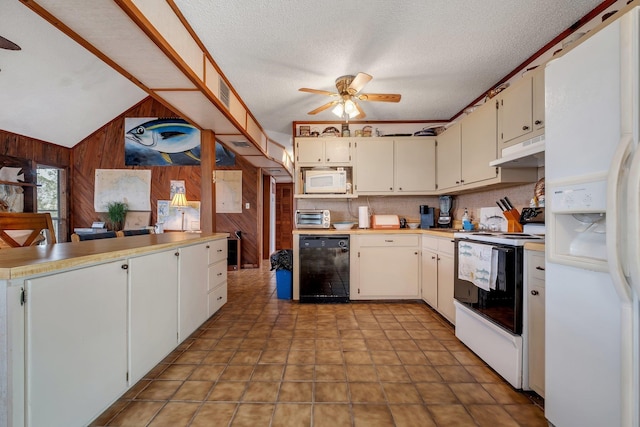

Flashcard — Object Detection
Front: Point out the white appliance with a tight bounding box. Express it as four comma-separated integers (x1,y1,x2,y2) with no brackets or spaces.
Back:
545,7,640,427
304,169,347,194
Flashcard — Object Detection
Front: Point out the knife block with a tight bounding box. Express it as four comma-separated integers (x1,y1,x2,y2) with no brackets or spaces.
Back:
502,210,523,232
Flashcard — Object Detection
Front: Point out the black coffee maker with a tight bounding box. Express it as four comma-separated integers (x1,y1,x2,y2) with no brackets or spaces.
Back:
419,205,435,229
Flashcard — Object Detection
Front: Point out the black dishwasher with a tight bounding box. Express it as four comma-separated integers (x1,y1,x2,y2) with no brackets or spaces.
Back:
299,235,349,303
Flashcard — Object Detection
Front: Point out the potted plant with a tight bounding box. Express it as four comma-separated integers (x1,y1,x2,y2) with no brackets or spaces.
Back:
106,201,128,231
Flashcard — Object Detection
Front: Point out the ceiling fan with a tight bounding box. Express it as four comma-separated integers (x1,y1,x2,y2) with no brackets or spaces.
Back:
0,36,21,51
299,72,401,120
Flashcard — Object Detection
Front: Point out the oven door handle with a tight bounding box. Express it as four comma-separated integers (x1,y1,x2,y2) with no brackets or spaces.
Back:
491,247,513,254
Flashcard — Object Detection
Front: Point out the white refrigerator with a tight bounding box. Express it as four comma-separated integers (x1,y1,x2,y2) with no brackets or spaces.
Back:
545,6,639,427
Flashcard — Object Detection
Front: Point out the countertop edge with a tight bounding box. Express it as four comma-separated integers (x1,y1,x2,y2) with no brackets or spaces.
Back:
0,232,229,280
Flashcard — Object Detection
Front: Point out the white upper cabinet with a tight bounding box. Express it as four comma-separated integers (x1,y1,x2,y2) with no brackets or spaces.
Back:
296,137,352,165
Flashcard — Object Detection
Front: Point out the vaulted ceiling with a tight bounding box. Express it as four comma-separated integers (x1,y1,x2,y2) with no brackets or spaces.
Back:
0,0,620,167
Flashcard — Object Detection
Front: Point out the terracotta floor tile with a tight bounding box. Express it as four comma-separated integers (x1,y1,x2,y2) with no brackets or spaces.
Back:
89,399,128,426
381,382,422,403
396,350,429,365
259,349,288,364
384,329,412,340
316,329,340,339
121,380,151,399
415,339,448,352
370,350,402,365
379,322,404,330
341,338,368,351
482,383,532,404
278,382,313,402
215,338,244,349
346,364,378,382
343,350,373,365
231,403,275,426
290,339,315,350
415,382,459,404
376,365,411,382
172,381,213,401
427,404,477,426
271,403,312,427
190,402,237,427
315,339,341,350
156,364,197,381
107,401,164,426
229,349,262,365
451,350,486,366
390,340,420,351
251,364,284,381
449,383,496,404
435,365,477,383
464,365,504,383
135,380,182,400
189,364,225,381
440,340,469,352
467,404,520,427
315,382,349,402
288,350,315,364
242,381,279,402
207,381,247,401
351,403,395,427
147,401,199,426
341,329,364,339
366,339,395,351
424,350,460,366
405,365,443,382
315,349,343,364
389,404,437,427
315,364,347,381
220,365,254,381
284,364,315,381
349,382,386,403
431,329,456,340
265,338,292,350
362,329,388,340
502,404,549,426
375,314,397,323
313,404,352,427
201,350,234,364
143,364,169,380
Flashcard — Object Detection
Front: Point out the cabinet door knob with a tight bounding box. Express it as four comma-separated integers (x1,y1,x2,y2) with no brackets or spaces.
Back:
175,252,180,257
522,125,530,131
217,249,223,253
317,158,322,162
531,290,539,296
431,256,436,260
217,272,223,276
535,266,545,271
389,187,393,190
414,251,418,255
326,158,330,162
534,120,542,125
206,245,210,249
121,264,129,270
399,187,403,191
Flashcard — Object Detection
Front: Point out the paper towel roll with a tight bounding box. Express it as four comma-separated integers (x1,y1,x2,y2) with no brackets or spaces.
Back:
358,206,370,228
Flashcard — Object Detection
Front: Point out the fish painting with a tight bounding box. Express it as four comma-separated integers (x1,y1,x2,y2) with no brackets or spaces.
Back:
125,118,201,166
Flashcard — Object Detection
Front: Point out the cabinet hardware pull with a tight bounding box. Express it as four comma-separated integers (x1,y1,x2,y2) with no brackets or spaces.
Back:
326,158,330,162
414,251,418,255
437,257,441,261
217,272,223,276
399,187,403,190
175,252,180,257
217,249,223,252
531,290,539,296
206,245,210,249
432,256,436,260
522,125,530,130
460,179,465,183
535,120,542,125
217,296,223,300
384,239,394,243
389,187,393,190
121,264,129,270
317,158,321,162
535,266,545,271
456,181,460,184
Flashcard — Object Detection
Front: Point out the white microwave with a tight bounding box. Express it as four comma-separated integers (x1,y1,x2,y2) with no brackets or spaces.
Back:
304,169,347,194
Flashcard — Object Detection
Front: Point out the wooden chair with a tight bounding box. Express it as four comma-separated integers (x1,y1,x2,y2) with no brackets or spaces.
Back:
0,212,56,247
71,231,117,242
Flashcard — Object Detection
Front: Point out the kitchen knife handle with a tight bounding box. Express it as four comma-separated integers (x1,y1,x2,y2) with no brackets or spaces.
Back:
504,196,514,210
496,201,506,211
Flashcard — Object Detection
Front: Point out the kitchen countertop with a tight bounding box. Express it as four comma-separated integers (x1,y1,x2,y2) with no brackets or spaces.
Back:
293,228,457,238
0,232,229,280
524,242,545,252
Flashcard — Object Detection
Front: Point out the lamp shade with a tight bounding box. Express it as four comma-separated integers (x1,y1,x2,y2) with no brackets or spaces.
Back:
170,192,188,208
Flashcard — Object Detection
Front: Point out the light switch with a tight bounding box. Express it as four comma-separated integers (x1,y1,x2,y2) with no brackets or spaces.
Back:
245,203,250,209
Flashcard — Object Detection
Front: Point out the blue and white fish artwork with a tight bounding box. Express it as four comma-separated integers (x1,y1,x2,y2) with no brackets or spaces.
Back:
125,118,201,166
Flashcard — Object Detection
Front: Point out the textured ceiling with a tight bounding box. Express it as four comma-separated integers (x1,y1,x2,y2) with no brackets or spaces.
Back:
174,0,605,147
0,0,616,153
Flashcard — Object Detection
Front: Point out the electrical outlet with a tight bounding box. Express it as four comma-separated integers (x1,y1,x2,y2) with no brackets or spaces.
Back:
245,203,250,209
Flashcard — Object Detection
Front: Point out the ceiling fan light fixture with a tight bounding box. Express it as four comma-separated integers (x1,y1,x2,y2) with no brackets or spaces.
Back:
344,99,357,115
332,102,345,117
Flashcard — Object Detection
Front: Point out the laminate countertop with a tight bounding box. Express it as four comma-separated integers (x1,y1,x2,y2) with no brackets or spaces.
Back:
524,242,545,252
293,228,457,238
0,232,229,280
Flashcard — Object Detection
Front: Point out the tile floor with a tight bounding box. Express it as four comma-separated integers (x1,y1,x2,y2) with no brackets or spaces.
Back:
92,264,546,426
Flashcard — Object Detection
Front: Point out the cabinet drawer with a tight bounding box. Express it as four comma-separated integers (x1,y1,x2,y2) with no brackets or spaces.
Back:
208,261,227,291
422,236,438,251
208,239,227,264
437,238,455,255
528,252,545,281
359,234,419,247
208,282,227,316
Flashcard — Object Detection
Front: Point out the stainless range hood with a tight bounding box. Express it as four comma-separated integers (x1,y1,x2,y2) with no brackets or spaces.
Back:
490,135,545,168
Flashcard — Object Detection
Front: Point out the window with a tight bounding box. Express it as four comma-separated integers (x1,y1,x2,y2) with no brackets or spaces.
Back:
37,166,67,242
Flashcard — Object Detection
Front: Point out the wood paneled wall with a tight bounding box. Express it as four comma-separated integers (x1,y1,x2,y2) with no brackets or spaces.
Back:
0,131,71,169
70,98,204,232
216,155,261,268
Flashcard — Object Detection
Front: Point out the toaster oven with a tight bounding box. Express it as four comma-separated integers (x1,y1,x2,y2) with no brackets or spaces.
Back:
295,209,330,229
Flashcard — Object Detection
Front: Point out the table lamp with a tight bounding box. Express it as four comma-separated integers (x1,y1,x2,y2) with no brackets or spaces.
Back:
170,190,188,231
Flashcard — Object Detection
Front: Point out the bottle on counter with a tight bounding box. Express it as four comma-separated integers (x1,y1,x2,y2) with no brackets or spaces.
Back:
462,208,473,231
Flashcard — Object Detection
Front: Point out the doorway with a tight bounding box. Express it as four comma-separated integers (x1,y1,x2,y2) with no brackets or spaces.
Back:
37,165,68,242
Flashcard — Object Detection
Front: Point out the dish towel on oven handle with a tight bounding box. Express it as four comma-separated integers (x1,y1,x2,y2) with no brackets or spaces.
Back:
457,241,498,291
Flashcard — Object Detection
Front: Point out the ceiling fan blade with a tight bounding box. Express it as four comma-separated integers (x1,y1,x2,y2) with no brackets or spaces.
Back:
307,100,338,115
0,35,21,51
347,72,372,94
299,88,338,96
358,93,401,103
354,101,366,119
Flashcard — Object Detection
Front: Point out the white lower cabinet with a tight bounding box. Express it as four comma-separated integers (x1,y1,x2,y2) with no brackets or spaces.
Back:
421,235,456,324
178,243,210,341
353,234,420,299
128,250,179,383
525,249,545,397
25,261,128,427
207,238,228,317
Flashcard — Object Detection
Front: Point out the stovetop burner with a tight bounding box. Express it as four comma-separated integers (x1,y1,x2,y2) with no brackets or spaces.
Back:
455,230,544,246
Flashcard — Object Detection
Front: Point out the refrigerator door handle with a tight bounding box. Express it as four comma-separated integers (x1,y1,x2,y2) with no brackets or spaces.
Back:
627,139,640,295
606,134,633,303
